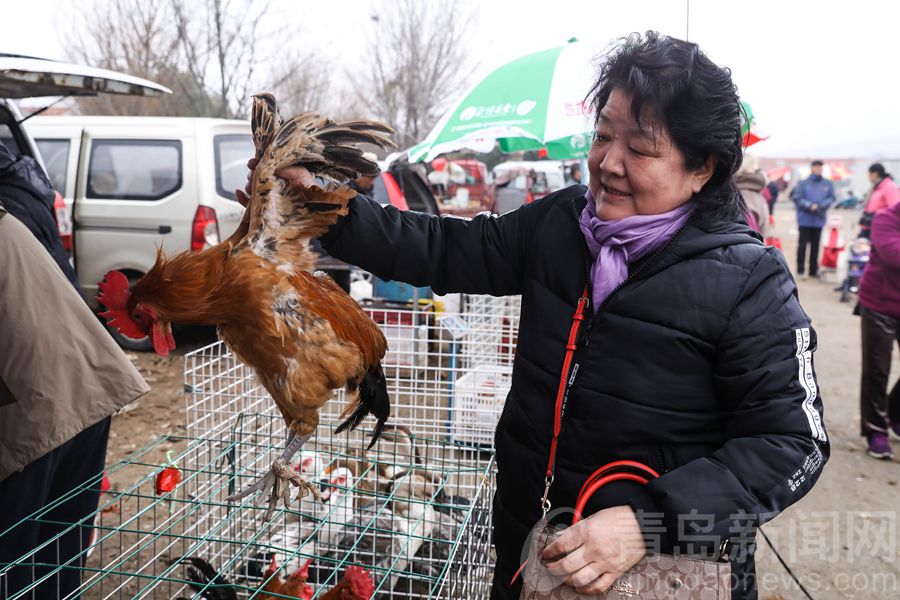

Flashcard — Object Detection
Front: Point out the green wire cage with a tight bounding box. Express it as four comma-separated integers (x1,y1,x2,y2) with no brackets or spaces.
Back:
1,296,520,599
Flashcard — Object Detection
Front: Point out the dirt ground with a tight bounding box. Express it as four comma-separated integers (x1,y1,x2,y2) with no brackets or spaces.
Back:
106,200,900,599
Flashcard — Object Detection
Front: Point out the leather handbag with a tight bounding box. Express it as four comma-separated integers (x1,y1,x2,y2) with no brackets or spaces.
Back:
515,288,731,599
519,462,732,599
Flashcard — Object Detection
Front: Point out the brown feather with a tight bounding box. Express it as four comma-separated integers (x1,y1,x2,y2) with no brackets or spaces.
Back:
288,271,388,368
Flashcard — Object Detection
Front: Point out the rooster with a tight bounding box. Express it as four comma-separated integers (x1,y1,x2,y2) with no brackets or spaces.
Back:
259,556,314,600
98,93,395,520
179,556,372,600
317,565,375,600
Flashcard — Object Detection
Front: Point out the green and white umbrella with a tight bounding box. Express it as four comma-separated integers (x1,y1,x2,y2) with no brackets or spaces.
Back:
408,40,596,162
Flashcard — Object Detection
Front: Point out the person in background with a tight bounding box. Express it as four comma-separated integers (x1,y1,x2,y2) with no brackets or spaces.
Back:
763,177,780,217
735,152,769,237
857,199,900,459
792,159,835,279
566,163,582,186
0,145,148,598
859,163,900,239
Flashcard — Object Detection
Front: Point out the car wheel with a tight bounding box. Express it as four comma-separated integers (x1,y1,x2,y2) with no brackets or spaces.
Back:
106,324,154,352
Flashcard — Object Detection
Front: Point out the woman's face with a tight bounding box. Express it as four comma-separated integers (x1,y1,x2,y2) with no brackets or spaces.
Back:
587,88,714,220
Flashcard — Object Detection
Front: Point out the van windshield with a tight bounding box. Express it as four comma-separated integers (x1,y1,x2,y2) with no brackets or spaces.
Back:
215,134,254,201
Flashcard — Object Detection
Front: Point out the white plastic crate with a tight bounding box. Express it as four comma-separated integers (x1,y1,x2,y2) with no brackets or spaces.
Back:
450,364,513,446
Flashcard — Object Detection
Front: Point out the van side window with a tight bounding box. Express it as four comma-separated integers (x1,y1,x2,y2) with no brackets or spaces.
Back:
87,140,182,200
214,134,254,201
35,139,70,193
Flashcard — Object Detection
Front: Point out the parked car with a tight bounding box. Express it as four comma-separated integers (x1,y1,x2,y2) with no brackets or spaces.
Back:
435,158,493,218
373,161,440,216
26,114,251,310
490,160,567,213
1,55,171,349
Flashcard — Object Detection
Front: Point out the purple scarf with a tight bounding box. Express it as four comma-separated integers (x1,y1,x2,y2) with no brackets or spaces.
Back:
579,189,692,310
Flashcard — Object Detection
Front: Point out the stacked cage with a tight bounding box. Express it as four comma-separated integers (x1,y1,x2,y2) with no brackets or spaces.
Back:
1,295,519,599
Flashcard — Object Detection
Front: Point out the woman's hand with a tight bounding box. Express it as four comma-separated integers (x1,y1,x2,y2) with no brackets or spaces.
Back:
233,157,315,207
542,505,647,594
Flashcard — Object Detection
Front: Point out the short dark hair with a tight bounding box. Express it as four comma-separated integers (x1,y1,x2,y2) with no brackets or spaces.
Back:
869,162,887,178
587,31,744,221
811,160,824,167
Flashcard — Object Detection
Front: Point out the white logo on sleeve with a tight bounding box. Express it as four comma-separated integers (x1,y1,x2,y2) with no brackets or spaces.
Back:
795,328,827,442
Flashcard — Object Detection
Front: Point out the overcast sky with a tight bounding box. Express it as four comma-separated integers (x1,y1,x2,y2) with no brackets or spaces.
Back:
3,0,898,158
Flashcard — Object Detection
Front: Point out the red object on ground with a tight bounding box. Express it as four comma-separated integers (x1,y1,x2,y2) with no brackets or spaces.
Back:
155,466,181,494
820,225,844,270
765,237,783,251
155,451,182,495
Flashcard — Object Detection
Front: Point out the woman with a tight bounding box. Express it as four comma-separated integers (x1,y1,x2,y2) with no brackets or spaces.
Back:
857,200,900,459
260,32,828,600
860,163,900,239
735,152,769,236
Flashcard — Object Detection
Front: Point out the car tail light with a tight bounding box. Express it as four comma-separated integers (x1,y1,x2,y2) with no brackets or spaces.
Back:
191,206,220,252
52,190,73,251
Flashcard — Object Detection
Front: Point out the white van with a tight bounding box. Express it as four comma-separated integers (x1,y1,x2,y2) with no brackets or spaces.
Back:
25,116,254,318
2,54,178,350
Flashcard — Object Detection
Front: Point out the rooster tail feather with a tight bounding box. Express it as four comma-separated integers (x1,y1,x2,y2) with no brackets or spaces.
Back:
175,556,238,600
335,364,390,448
266,112,395,183
251,93,283,161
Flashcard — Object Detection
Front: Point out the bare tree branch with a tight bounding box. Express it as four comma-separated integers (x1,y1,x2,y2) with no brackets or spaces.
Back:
357,0,479,149
63,0,328,119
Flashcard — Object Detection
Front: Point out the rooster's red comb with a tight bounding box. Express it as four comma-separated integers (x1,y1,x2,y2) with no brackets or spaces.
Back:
343,565,374,599
289,558,312,580
97,271,145,340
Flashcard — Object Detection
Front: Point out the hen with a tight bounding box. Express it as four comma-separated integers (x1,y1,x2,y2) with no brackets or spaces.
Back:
98,93,395,520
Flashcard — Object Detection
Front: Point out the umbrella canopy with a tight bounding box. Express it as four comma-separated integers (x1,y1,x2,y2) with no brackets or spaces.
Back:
740,101,768,147
408,41,596,162
766,166,791,181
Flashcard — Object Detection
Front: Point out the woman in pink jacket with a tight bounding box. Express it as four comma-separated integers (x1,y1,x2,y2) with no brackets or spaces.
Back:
858,199,900,458
861,163,900,239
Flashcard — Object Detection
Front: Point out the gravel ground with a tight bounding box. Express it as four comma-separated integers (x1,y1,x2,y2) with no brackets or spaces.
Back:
105,201,900,599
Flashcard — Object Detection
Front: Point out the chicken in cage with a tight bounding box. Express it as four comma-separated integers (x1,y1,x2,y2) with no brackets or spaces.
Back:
0,417,494,599
1,299,516,599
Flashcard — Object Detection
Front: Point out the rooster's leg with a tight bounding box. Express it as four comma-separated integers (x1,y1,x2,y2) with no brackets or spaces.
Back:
225,432,322,521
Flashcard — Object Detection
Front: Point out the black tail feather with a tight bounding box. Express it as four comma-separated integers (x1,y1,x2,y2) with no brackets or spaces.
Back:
335,364,390,449
173,556,238,600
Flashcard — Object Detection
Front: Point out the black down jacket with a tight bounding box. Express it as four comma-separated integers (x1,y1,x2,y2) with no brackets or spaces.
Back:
0,144,78,292
322,185,829,600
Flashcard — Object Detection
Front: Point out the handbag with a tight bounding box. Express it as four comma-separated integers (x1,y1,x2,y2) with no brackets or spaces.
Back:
517,288,732,600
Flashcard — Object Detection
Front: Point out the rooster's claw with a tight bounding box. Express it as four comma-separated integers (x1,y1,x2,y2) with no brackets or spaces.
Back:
226,457,323,522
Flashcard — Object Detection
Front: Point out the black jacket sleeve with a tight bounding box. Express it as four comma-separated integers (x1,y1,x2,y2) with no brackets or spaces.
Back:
636,247,829,556
320,193,533,296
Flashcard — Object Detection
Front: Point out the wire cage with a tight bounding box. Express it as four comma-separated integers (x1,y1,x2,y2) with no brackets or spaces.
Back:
1,295,520,600
185,299,520,447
